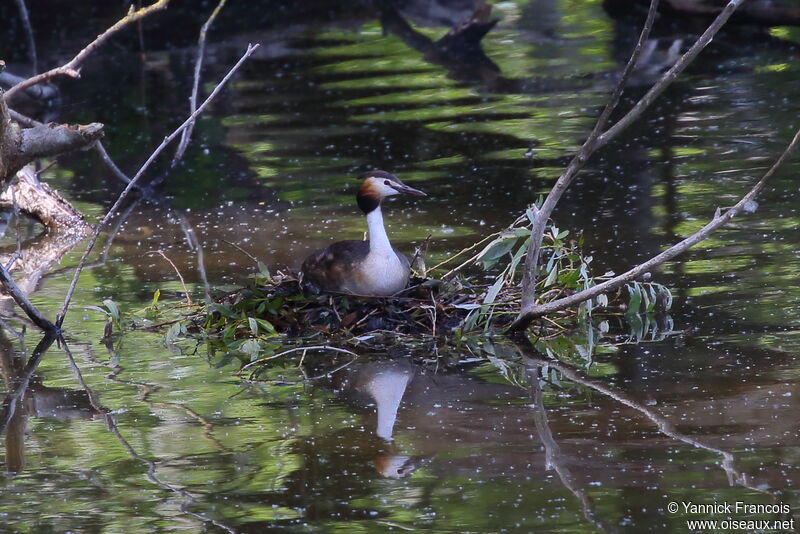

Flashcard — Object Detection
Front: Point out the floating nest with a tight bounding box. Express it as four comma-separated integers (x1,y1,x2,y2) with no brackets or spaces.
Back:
208,272,496,338
202,271,656,341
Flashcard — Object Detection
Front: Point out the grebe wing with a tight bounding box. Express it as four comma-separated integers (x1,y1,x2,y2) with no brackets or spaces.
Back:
301,240,370,293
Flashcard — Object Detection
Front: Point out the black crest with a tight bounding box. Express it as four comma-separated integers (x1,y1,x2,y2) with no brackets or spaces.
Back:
357,169,399,182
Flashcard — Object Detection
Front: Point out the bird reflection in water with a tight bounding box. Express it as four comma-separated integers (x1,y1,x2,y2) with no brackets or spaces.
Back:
333,360,425,479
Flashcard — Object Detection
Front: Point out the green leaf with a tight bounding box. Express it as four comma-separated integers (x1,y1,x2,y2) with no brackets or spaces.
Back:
152,289,161,305
208,303,237,318
544,262,559,287
646,285,657,313
222,323,237,341
103,299,120,322
662,285,674,310
558,269,580,288
254,318,277,335
509,240,529,274
478,235,519,267
511,228,529,238
626,284,642,316
628,312,644,341
483,277,505,305
640,285,651,312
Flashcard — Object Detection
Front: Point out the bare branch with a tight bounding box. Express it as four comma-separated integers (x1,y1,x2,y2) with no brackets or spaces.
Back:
518,0,662,313
1,93,104,181
0,166,92,230
172,0,228,167
7,108,37,127
18,122,104,160
0,71,58,101
94,140,131,184
514,0,745,328
12,109,214,308
509,125,800,327
2,0,170,102
148,250,192,305
7,110,127,190
56,44,260,328
597,0,746,146
0,264,56,332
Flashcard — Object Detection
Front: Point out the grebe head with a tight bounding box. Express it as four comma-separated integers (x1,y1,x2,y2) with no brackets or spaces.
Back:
356,170,426,214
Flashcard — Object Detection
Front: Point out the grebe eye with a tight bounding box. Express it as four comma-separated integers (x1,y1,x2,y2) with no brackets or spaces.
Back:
384,180,391,185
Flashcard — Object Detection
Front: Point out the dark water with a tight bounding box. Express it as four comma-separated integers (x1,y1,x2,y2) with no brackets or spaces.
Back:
2,1,800,532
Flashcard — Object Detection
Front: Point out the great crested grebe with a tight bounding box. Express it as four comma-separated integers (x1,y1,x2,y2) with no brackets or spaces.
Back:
301,170,426,296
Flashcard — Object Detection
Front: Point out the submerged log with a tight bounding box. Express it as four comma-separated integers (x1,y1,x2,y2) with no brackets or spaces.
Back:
0,166,92,231
0,92,96,232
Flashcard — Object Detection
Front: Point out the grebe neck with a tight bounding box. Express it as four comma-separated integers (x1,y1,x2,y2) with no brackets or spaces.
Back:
366,206,392,254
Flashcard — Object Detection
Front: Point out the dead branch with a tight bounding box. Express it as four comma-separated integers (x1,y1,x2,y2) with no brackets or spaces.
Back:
510,126,800,327
0,95,104,182
518,0,661,315
512,0,745,331
93,140,132,184
0,265,55,332
2,0,170,102
56,44,260,328
18,122,103,161
8,109,129,195
0,72,58,102
172,0,228,167
12,108,213,307
148,250,192,305
0,167,92,230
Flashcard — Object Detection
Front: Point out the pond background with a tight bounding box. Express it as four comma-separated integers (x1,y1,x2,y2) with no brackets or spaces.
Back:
1,1,799,532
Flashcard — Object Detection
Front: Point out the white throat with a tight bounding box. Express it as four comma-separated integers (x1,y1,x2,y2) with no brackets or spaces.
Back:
366,206,392,254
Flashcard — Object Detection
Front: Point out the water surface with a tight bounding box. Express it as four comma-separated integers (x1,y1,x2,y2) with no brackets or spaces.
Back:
1,1,799,532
